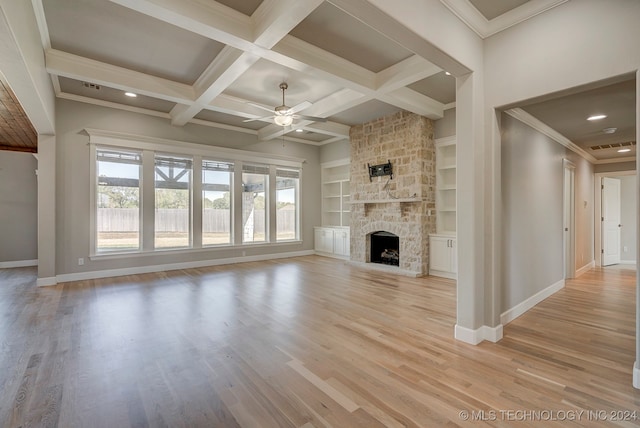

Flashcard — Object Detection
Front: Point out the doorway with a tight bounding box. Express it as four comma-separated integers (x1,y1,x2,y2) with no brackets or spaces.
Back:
594,171,637,267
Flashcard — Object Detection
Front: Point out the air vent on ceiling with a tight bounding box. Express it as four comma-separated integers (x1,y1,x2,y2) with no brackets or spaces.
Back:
82,82,101,90
589,141,636,151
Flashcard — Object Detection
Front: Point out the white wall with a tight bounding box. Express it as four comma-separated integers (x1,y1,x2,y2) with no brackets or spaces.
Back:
319,140,350,164
0,151,37,263
434,108,456,139
501,113,594,312
54,99,321,277
620,175,637,263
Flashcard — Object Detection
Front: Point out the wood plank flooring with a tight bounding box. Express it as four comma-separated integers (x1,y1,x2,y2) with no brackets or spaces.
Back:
1,257,638,427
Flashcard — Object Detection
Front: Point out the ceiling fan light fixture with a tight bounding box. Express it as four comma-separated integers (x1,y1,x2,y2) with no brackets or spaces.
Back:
274,115,293,127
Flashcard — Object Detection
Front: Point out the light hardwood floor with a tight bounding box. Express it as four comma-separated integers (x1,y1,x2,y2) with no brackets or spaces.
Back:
1,257,638,427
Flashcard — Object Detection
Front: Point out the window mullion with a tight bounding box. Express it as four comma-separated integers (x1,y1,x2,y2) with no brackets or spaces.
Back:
192,155,203,249
233,161,243,245
269,165,277,243
142,150,155,251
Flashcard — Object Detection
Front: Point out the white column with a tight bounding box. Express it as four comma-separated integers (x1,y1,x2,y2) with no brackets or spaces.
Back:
454,69,502,344
37,134,56,286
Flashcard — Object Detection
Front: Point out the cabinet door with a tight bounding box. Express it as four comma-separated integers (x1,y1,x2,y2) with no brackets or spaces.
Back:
429,236,452,272
314,228,334,253
334,230,350,256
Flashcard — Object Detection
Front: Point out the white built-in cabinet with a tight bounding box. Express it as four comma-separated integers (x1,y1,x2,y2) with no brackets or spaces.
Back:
430,136,457,278
315,159,350,259
429,235,457,279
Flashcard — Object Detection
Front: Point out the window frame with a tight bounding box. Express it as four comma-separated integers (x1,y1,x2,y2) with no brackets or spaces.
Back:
87,129,304,259
275,167,301,242
92,147,143,255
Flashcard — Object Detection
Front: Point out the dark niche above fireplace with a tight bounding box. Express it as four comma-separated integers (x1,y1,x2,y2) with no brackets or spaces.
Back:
370,231,399,266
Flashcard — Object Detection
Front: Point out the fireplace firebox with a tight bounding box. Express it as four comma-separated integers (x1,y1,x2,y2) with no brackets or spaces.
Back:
370,231,399,266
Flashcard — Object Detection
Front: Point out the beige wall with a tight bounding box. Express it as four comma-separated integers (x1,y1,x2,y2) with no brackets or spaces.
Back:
501,113,594,312
54,98,322,277
0,151,37,263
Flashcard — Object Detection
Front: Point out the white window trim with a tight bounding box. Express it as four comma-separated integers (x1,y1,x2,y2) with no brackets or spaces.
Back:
87,129,304,258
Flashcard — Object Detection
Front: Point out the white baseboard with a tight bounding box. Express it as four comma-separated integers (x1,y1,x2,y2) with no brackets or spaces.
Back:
619,260,637,265
0,259,38,269
575,260,595,277
500,279,565,325
454,323,503,345
37,277,57,287
634,361,640,389
55,250,315,283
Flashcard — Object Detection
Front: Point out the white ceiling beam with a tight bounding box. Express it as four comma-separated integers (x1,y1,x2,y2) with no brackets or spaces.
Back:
168,0,322,126
251,0,324,47
267,36,376,93
108,0,254,51
80,0,447,140
376,55,441,92
301,88,370,118
302,121,351,138
378,87,444,119
170,48,260,125
205,93,273,119
327,0,471,76
258,118,350,141
45,49,194,104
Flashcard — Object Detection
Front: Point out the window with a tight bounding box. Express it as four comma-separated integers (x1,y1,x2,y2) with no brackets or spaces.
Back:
242,164,269,243
89,130,304,257
154,155,192,249
202,160,233,246
96,149,141,252
276,168,300,241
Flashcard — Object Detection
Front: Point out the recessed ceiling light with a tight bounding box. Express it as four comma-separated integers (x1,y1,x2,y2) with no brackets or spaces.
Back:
124,92,137,98
618,148,631,153
295,129,303,133
602,127,617,134
587,114,606,121
445,71,451,76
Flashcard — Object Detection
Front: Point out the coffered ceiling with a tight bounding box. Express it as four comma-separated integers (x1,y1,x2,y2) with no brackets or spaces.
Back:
0,0,635,165
38,0,456,147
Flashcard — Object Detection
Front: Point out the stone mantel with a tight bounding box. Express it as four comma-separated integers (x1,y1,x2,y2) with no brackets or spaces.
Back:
351,197,425,204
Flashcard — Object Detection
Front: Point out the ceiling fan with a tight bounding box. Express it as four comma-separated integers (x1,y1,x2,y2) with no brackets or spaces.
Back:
243,82,326,127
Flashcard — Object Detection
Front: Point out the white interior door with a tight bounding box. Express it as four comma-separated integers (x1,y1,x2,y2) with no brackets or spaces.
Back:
602,177,621,266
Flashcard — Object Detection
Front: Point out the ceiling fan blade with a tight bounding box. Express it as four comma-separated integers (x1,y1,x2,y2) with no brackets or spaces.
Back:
243,116,274,123
247,102,276,113
289,101,312,114
293,114,327,122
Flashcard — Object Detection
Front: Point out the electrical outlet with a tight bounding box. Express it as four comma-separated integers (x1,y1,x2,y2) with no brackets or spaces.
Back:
623,246,628,252
78,258,84,266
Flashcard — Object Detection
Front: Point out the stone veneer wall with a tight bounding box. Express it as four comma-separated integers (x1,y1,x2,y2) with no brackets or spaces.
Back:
349,111,436,275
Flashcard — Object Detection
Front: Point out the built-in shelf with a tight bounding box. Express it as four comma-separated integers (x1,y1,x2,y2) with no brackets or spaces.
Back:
435,136,456,235
321,159,350,228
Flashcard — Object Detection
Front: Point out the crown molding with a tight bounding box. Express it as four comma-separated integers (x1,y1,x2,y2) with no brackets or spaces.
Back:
440,0,569,39
505,108,598,163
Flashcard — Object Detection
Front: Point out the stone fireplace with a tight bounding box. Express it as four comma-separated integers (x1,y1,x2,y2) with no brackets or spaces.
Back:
350,111,436,276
